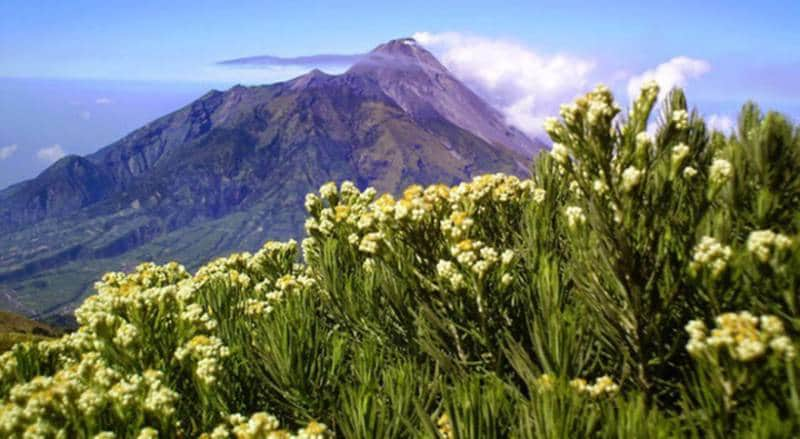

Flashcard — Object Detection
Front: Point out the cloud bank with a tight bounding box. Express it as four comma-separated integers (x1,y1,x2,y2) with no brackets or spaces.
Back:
37,144,66,163
218,53,364,68
626,57,710,102
413,32,596,137
0,144,18,160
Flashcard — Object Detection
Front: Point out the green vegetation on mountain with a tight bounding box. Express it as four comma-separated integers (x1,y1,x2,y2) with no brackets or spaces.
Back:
0,310,58,352
2,84,799,437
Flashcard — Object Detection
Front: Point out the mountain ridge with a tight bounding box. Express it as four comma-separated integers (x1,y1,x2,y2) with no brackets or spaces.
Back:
0,38,543,319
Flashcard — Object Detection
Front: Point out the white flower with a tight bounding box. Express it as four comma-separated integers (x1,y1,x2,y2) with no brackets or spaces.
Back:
560,103,579,124
437,260,455,277
671,143,690,165
621,166,643,192
769,336,796,359
543,117,560,135
113,323,138,348
357,213,374,230
319,182,337,199
682,166,698,178
359,232,383,254
480,247,499,263
760,315,785,335
672,109,689,130
686,339,706,357
735,338,766,362
582,375,620,398
501,273,513,286
640,80,659,99
340,180,358,197
635,131,653,149
297,420,329,439
690,236,732,278
304,193,321,213
709,158,733,186
565,206,586,229
532,188,547,204
437,260,464,289
472,260,491,277
747,230,792,262
394,201,409,220
593,179,609,195
550,142,569,164
362,258,376,272
501,249,515,265
136,428,159,439
348,233,360,245
587,100,612,125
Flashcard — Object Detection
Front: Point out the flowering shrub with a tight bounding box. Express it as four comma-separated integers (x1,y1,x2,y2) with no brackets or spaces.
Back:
2,84,799,437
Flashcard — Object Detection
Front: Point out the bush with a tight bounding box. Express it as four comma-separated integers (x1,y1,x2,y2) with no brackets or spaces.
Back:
1,83,799,438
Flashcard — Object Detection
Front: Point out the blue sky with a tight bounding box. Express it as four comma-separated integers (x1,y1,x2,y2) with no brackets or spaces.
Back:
0,0,798,188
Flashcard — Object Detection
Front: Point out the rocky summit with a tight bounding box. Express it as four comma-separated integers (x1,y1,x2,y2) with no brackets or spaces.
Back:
0,38,542,320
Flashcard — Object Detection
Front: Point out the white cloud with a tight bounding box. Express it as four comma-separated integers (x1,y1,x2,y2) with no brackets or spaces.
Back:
95,97,112,105
413,31,595,137
0,144,18,160
626,57,710,102
37,144,66,163
707,114,735,134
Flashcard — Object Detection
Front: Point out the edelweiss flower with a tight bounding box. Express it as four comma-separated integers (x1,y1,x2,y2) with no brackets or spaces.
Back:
671,143,690,165
709,158,733,186
685,311,796,361
621,166,643,192
565,206,586,229
543,117,560,136
746,229,792,262
690,236,731,278
550,143,569,164
672,109,689,130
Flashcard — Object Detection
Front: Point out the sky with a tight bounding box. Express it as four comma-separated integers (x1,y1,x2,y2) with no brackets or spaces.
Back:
1,0,798,188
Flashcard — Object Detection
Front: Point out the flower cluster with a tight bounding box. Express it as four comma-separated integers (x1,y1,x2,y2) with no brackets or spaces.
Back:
200,412,332,439
303,174,536,299
437,413,454,439
174,335,231,386
708,158,733,187
621,166,643,192
690,236,732,278
671,143,690,167
746,229,793,263
685,312,796,361
0,353,178,437
672,109,689,130
550,142,569,163
565,206,586,229
569,375,621,398
532,373,620,398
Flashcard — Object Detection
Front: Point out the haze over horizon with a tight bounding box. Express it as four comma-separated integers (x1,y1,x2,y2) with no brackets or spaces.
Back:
1,0,798,188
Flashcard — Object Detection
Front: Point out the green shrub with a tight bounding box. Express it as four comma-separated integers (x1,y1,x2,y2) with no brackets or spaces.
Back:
1,83,798,438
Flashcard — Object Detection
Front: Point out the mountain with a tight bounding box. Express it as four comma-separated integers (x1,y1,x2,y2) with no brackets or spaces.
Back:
0,310,59,352
0,38,542,320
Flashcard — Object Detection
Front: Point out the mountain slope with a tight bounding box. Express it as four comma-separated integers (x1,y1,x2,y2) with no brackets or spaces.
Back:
0,38,541,319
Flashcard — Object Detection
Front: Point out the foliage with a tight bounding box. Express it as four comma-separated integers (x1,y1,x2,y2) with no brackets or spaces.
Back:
2,83,799,438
